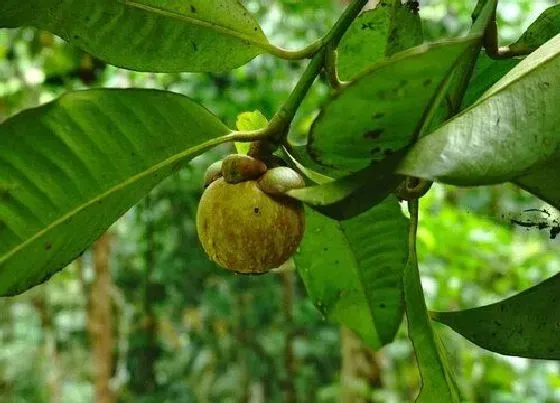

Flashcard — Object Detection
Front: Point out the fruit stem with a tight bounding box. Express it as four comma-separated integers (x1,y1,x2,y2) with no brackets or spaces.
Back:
269,0,368,139
231,0,368,151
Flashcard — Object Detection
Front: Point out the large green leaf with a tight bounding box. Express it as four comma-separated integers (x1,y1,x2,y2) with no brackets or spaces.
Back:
235,110,268,154
462,4,560,109
0,0,268,72
433,272,560,359
294,198,408,349
510,4,560,54
0,89,231,296
514,156,560,211
461,55,519,109
421,0,498,135
337,1,423,81
405,202,460,402
308,37,479,174
398,33,560,186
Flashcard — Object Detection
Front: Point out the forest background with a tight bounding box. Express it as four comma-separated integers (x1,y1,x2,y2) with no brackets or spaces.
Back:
0,0,559,402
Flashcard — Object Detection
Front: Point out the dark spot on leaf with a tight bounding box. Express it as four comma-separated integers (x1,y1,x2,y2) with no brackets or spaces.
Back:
491,331,497,337
496,117,500,126
494,321,502,327
190,5,196,13
307,145,337,168
254,207,260,214
45,241,53,251
372,112,384,119
191,41,198,52
73,35,79,41
399,80,407,87
334,259,340,265
323,247,328,252
379,303,386,308
363,128,384,139
361,22,375,30
539,81,550,90
423,78,433,87
254,27,258,32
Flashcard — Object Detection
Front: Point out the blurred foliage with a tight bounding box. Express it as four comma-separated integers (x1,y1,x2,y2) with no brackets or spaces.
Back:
0,0,559,402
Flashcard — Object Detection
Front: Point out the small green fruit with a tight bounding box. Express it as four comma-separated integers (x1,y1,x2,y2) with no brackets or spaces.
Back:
197,178,305,274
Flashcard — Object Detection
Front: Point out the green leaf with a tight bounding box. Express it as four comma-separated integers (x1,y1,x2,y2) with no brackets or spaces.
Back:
433,272,560,359
405,202,460,402
287,151,406,220
421,0,498,135
235,111,268,154
308,37,479,174
235,110,268,132
281,147,334,185
510,4,560,54
295,198,408,349
0,89,231,296
461,54,519,109
0,0,269,73
471,0,497,36
515,156,560,211
399,33,560,186
462,4,560,109
337,1,423,81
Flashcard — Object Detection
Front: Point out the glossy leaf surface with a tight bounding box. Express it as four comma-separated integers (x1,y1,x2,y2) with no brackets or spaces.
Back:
295,198,408,349
399,34,560,185
337,1,423,80
0,89,230,295
405,203,460,402
309,38,478,174
0,0,268,72
433,272,560,359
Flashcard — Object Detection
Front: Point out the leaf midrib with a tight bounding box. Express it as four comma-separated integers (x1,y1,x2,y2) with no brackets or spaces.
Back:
336,220,382,345
0,132,234,266
120,0,272,52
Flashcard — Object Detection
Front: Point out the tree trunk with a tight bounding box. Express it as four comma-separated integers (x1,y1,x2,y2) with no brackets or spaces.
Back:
32,290,61,403
340,327,382,403
282,270,296,403
138,195,158,394
88,232,115,403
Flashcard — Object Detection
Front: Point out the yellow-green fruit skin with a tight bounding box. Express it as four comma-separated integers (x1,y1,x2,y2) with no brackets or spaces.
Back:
197,178,305,274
